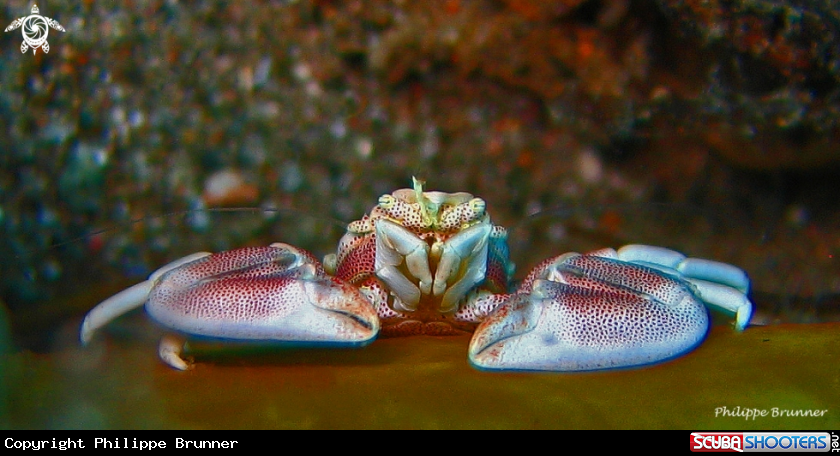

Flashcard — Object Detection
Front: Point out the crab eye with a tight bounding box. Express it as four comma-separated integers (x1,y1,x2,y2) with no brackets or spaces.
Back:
378,194,396,208
469,198,486,216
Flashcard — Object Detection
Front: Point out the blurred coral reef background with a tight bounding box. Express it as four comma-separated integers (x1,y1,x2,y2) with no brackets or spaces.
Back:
1,0,839,352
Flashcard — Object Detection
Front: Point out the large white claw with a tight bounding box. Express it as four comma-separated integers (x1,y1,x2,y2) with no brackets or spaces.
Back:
80,244,380,369
469,245,753,372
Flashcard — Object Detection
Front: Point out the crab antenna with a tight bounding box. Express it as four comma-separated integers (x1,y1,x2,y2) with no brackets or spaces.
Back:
413,176,437,228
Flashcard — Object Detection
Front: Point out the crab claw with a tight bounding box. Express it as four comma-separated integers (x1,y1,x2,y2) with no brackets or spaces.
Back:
81,244,379,369
469,246,752,372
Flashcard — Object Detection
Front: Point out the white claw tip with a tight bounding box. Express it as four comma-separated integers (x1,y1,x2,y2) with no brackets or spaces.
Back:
79,318,93,346
735,303,752,331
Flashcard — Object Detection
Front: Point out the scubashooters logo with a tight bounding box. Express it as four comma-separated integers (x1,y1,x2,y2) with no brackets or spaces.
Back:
691,432,834,452
4,4,65,54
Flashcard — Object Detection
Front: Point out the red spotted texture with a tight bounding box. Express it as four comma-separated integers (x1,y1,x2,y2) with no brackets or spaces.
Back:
145,246,338,337
364,189,485,237
540,283,706,348
561,255,684,305
437,199,485,232
152,273,308,323
334,233,377,285
377,197,425,229
166,246,323,281
453,292,511,325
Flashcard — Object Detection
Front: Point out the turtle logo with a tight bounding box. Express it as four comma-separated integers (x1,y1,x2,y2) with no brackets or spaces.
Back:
4,4,65,54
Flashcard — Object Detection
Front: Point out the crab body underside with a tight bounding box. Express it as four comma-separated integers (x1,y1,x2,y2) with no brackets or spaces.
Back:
81,179,752,372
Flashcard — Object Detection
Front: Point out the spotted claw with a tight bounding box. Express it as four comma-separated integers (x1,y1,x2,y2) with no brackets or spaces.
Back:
468,245,753,372
80,244,379,369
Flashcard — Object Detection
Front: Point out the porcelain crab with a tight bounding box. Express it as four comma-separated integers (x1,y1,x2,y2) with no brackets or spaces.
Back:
80,178,753,371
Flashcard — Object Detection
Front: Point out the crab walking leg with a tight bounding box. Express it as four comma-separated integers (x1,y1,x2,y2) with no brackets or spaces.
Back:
614,245,753,329
616,245,750,294
80,252,212,345
589,245,752,329
374,219,432,311
684,278,752,330
158,334,189,371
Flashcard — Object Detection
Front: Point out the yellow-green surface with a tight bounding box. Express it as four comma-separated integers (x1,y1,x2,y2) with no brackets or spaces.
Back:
5,320,838,429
